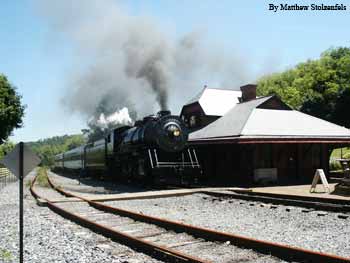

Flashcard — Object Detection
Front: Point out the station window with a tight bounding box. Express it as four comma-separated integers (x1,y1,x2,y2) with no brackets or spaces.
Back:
189,116,196,127
184,117,189,125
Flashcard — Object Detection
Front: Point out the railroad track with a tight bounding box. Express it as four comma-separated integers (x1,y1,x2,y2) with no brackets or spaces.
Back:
30,174,350,263
203,190,350,213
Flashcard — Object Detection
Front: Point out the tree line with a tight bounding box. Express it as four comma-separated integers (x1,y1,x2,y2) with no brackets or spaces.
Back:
26,134,85,166
257,47,350,128
0,134,85,166
0,73,85,166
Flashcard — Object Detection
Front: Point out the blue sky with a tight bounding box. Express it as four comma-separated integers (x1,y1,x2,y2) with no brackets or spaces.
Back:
1,0,350,142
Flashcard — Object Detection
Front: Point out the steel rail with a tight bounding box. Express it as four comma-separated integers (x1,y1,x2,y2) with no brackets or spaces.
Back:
202,190,350,213
30,176,211,263
232,189,350,205
46,175,350,263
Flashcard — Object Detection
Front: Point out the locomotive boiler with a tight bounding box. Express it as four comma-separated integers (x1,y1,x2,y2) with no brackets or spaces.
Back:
54,111,201,186
118,110,187,153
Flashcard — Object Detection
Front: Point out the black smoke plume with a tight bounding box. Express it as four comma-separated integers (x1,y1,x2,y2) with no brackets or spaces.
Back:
36,0,250,136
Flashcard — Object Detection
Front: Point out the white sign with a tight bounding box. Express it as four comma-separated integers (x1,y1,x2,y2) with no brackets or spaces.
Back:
310,169,330,193
0,143,41,178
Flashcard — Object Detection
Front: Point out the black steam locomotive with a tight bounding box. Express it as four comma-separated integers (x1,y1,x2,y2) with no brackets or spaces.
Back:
54,111,201,185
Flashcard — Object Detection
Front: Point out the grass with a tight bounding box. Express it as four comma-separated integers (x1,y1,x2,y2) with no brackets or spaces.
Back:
0,248,12,261
330,147,350,172
25,179,32,188
331,147,350,159
329,160,342,172
36,166,49,187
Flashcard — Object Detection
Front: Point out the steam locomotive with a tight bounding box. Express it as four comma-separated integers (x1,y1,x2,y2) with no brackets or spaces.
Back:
54,111,201,185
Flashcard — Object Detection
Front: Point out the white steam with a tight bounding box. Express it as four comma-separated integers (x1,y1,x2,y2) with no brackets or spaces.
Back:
91,107,133,130
35,0,251,133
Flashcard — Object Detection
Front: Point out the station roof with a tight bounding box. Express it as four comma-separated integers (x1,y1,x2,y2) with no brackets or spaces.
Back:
189,95,350,144
183,87,242,116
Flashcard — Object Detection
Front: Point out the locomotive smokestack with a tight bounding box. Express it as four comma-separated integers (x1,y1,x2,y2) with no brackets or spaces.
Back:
157,110,171,117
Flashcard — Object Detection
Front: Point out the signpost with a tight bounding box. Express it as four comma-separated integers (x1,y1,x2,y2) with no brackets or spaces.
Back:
310,169,330,193
0,142,41,263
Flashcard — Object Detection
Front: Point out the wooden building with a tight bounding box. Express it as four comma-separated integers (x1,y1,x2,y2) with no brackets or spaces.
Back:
184,85,350,186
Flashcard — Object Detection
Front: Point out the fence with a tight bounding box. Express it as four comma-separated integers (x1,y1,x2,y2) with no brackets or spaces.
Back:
0,166,17,190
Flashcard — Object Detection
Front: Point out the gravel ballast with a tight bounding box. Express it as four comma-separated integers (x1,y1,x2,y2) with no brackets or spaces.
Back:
48,172,146,195
0,172,162,263
0,171,285,263
106,193,350,258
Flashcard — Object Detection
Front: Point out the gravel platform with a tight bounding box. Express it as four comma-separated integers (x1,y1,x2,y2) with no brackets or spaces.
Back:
0,171,163,263
106,193,350,258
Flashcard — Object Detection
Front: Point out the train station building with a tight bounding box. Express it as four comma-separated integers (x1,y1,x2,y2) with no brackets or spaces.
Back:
181,85,350,186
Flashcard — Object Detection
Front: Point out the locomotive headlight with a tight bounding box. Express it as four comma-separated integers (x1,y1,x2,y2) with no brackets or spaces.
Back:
166,124,181,138
173,129,180,137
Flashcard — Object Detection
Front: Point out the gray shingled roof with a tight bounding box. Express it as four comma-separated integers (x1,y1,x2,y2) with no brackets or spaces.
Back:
190,95,350,141
190,96,272,140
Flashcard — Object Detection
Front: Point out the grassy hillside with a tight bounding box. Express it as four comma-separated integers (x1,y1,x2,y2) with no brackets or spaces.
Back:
27,134,85,166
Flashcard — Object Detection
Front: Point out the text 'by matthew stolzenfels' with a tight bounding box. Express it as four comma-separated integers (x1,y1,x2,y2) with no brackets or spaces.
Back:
269,3,346,12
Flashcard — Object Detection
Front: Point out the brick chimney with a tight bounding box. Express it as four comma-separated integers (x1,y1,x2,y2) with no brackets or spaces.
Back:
240,84,257,102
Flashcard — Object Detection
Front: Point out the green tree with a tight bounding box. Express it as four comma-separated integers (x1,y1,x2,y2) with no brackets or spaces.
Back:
257,47,350,127
0,140,15,160
0,74,25,143
64,134,85,150
37,145,55,167
27,134,85,166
